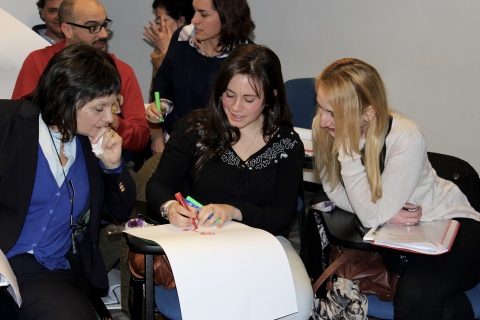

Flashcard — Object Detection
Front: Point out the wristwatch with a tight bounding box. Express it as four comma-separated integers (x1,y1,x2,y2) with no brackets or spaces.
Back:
160,200,175,220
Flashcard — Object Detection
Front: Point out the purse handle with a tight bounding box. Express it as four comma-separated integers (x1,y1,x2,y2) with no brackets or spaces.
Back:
312,248,356,293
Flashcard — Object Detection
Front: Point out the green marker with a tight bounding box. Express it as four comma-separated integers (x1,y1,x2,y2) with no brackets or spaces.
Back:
186,196,202,208
154,91,163,123
186,196,221,223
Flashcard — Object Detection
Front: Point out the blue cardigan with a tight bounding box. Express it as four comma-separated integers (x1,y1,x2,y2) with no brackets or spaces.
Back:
0,99,136,289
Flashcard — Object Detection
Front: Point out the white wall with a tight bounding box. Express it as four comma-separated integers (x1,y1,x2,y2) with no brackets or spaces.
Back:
0,8,50,98
250,0,480,173
2,0,479,172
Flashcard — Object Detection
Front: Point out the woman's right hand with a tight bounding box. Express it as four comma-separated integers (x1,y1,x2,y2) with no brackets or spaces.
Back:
166,202,198,228
146,102,164,123
388,203,422,225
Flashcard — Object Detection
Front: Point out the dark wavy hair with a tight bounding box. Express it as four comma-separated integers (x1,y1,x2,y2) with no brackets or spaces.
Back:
36,0,45,20
188,44,292,176
152,0,194,23
36,0,45,9
29,43,121,142
213,0,255,52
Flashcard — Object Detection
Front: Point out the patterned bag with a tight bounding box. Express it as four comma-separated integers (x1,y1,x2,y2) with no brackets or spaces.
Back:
313,277,368,320
311,248,369,320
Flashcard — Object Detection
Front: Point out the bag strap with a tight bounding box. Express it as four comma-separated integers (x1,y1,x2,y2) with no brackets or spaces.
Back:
379,116,393,174
312,249,357,293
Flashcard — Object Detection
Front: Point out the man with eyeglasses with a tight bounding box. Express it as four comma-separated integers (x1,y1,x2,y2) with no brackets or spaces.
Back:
12,0,149,155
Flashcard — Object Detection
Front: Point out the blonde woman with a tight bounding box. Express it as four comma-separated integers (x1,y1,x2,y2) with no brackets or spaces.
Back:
312,58,480,319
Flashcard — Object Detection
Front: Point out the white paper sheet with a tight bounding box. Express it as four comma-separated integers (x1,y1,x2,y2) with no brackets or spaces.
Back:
294,127,313,156
0,249,22,307
293,127,312,142
124,221,297,320
0,7,49,99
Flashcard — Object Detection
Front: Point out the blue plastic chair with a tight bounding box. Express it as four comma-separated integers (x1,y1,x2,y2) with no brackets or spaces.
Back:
284,78,318,258
284,78,317,129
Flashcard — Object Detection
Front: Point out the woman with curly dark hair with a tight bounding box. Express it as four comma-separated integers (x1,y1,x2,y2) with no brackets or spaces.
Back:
146,44,313,320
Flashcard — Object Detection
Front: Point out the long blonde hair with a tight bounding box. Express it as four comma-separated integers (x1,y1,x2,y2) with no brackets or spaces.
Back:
313,58,390,202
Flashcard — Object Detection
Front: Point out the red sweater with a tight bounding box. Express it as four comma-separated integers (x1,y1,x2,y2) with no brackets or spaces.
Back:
12,41,149,152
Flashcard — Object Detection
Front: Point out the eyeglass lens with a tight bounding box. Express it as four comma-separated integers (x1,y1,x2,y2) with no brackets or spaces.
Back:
91,19,112,34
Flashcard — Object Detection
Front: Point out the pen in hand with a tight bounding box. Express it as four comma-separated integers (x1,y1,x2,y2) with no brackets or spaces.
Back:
185,196,220,224
154,91,163,123
371,223,385,236
205,213,215,223
174,192,197,229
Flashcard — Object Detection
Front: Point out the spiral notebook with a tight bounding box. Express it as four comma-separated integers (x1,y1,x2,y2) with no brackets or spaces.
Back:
363,220,459,255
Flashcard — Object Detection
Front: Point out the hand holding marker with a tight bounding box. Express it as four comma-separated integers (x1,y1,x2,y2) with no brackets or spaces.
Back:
185,196,221,223
173,192,220,227
154,91,163,123
174,192,197,229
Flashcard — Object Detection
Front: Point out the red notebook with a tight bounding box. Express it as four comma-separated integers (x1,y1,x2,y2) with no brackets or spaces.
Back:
363,220,459,255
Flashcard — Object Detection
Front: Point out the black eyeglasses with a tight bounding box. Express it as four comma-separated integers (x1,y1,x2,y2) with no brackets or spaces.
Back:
67,18,112,34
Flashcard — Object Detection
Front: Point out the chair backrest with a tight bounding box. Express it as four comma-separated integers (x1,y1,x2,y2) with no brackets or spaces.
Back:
284,78,316,129
427,152,480,212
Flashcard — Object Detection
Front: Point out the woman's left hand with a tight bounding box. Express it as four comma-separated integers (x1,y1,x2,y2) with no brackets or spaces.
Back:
142,20,172,54
90,126,123,169
197,204,242,229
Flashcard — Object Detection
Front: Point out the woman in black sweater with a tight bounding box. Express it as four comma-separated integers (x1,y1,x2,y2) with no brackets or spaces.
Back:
145,0,255,153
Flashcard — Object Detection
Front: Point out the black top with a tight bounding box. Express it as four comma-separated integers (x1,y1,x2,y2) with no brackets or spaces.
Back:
151,28,226,133
146,118,305,235
151,27,253,134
